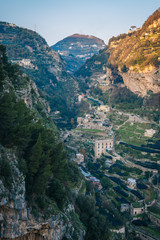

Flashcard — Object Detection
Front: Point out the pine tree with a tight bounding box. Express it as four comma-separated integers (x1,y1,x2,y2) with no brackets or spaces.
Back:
28,134,42,176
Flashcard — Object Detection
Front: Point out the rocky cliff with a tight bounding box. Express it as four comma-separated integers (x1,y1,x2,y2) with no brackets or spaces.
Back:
120,67,160,96
52,34,106,73
0,145,85,240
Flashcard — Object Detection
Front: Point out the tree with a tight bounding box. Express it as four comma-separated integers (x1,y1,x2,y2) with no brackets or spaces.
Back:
28,134,42,176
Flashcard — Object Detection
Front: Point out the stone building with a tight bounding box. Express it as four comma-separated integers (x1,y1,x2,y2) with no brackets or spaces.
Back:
120,203,130,213
130,202,145,216
94,139,113,159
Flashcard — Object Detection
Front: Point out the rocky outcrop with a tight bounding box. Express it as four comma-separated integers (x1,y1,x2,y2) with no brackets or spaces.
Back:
0,146,85,240
120,67,160,96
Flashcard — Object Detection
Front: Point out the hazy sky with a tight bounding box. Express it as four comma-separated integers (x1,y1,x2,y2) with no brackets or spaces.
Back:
0,0,159,46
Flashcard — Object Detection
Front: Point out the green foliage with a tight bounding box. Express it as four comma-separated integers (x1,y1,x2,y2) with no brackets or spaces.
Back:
76,194,111,240
0,48,81,211
47,178,68,210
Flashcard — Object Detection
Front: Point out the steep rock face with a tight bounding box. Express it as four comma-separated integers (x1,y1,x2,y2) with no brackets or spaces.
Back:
121,67,160,96
0,145,85,240
0,22,79,115
52,34,106,73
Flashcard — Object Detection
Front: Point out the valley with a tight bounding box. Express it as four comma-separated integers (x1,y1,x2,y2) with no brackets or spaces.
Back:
63,92,160,239
0,7,160,240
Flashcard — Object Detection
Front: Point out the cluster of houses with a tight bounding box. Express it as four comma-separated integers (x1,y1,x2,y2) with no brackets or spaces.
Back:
121,201,145,216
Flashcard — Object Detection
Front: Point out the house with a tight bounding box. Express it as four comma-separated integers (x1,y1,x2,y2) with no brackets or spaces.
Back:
130,202,145,216
127,178,136,189
97,105,110,112
75,153,84,164
78,94,85,103
120,203,130,213
77,117,83,125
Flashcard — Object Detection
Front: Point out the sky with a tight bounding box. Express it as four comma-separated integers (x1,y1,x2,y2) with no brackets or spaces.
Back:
0,0,159,46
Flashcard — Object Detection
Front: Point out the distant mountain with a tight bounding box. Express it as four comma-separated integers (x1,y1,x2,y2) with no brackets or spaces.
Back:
75,9,160,96
51,34,106,73
0,22,79,119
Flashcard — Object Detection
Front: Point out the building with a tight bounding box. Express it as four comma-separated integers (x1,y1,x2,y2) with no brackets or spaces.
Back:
94,139,113,159
127,178,136,189
120,203,130,213
130,202,145,216
75,153,84,164
77,117,83,125
78,94,85,103
97,105,110,112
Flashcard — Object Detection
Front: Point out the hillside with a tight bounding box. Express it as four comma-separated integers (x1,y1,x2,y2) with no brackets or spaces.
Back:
0,44,113,240
0,22,79,119
51,34,106,73
0,44,86,239
75,9,160,96
108,8,160,71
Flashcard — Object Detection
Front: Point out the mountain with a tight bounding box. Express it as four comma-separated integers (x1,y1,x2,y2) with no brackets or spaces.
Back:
0,22,79,119
51,34,106,73
75,9,160,96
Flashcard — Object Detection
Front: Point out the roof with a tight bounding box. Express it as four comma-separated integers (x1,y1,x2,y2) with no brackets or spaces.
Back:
128,178,136,183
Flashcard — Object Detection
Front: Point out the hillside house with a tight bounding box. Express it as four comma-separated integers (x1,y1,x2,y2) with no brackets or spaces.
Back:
130,202,145,216
128,178,136,189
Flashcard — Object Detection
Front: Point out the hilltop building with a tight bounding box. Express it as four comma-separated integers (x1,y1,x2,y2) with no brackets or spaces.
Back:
94,139,113,159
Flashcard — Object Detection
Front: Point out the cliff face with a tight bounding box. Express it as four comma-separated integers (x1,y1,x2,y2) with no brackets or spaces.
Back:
0,145,85,240
52,34,106,73
121,67,160,96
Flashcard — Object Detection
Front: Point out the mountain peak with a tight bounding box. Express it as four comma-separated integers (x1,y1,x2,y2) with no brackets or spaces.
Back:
51,34,106,73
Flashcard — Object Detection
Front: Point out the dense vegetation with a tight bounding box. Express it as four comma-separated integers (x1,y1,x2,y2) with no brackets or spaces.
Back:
0,45,113,239
0,45,81,211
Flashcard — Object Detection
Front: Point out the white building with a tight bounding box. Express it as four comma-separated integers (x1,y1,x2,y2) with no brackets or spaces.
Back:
75,153,84,164
127,178,136,189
